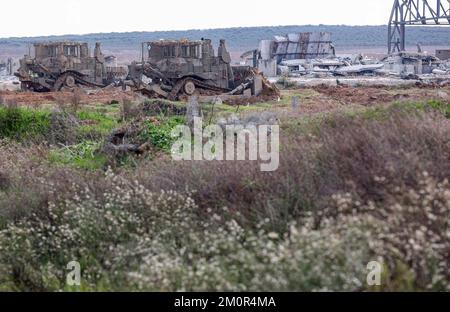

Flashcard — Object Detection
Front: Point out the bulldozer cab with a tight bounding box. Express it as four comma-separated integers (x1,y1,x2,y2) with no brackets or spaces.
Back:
15,41,126,91
132,39,234,91
34,42,89,61
124,38,281,100
145,40,205,61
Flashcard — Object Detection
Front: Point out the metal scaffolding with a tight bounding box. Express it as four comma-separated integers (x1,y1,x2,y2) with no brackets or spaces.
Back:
388,0,450,54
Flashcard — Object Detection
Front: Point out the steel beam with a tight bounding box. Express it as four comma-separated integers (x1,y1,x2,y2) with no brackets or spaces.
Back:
388,0,450,54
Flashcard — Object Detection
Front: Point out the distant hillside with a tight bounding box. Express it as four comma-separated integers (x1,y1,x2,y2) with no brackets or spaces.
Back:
2,25,450,57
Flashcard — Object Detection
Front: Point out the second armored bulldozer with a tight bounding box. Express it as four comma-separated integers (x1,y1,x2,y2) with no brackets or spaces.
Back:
126,39,279,100
15,41,127,92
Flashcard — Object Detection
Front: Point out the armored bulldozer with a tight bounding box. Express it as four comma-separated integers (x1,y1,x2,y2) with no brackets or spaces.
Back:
126,39,279,100
15,42,127,92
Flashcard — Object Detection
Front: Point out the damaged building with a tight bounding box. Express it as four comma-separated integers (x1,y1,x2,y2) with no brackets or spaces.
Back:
242,32,386,78
382,52,441,75
0,58,13,76
242,30,450,80
242,32,336,77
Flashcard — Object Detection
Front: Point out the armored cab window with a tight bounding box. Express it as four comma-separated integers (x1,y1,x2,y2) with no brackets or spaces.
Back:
180,45,199,58
64,45,79,57
163,46,176,57
189,46,198,58
45,46,57,57
181,46,189,57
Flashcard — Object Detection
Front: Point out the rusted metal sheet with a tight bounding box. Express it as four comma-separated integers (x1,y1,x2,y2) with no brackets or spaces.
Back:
273,32,334,62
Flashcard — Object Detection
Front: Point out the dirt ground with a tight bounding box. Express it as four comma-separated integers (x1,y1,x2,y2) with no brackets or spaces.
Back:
277,85,450,116
0,88,140,106
311,85,450,106
1,85,449,112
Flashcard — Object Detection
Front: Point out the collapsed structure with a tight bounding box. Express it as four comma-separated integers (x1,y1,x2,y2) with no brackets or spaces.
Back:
242,32,336,77
242,32,387,77
382,52,443,76
242,31,450,80
0,58,13,76
9,28,450,95
15,42,127,91
126,39,278,100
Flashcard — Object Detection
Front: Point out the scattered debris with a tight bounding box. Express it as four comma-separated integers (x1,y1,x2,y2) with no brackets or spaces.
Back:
242,32,385,78
3,33,450,106
436,49,450,61
382,51,442,75
141,100,187,116
0,58,13,76
103,120,150,156
241,32,336,77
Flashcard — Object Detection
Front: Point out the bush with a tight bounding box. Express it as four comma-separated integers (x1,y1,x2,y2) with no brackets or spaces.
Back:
0,106,449,291
0,171,448,291
49,141,107,170
139,116,185,151
0,106,50,140
76,111,118,140
132,108,450,229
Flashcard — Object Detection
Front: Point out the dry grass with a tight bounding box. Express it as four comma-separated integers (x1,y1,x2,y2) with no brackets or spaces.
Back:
0,105,449,291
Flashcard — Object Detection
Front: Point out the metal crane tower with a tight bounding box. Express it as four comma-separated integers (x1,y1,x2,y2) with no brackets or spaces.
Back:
388,0,450,53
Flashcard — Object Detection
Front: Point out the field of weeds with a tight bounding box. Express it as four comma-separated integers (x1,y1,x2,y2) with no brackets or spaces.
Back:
0,86,449,291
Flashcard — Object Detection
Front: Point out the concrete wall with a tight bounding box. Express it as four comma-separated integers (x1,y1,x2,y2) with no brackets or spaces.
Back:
384,63,422,75
257,59,277,77
436,49,450,60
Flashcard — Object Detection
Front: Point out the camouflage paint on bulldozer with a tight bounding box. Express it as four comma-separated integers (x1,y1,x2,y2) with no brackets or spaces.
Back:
15,42,126,92
126,39,279,100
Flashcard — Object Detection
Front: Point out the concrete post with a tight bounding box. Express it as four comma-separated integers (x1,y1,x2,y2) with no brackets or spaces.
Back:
186,96,200,128
291,96,299,112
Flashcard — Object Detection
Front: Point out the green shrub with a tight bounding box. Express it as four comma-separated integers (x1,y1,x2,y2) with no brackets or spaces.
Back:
425,100,450,118
76,111,118,139
48,141,106,170
0,107,50,140
0,103,449,292
140,116,185,151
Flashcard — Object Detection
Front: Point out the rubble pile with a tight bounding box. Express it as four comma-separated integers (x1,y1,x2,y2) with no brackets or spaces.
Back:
0,58,13,76
0,58,19,91
381,52,442,76
242,32,387,78
277,55,384,77
242,32,450,83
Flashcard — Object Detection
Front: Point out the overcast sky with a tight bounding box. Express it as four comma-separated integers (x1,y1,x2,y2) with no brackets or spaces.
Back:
0,0,395,38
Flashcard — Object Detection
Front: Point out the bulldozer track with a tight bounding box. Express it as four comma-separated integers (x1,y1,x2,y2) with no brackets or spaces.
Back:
168,77,229,100
53,71,106,91
16,39,279,100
